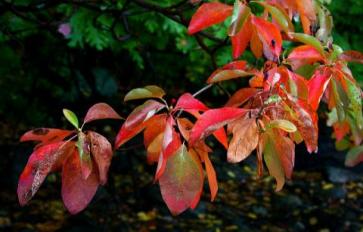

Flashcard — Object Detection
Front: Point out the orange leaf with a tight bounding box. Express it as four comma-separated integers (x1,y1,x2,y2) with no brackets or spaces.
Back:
227,118,259,163
251,16,282,61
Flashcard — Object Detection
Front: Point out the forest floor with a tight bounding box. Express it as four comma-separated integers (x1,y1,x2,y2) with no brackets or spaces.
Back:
1,142,363,232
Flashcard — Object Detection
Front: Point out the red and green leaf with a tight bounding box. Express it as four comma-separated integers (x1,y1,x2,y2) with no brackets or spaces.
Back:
159,144,204,215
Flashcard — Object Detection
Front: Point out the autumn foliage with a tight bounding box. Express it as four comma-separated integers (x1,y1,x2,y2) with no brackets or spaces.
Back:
18,0,363,215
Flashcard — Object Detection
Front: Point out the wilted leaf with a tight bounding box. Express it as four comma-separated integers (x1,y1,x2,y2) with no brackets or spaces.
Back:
227,118,259,163
159,145,204,215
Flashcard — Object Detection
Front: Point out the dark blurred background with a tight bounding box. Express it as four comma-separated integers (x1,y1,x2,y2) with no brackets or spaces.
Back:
1,0,363,231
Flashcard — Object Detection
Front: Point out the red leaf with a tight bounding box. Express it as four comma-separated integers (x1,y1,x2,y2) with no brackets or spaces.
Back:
159,145,204,215
212,127,228,150
20,128,74,147
231,16,252,59
114,100,165,149
18,141,74,206
225,87,259,107
62,150,99,214
189,107,247,145
114,122,146,149
155,117,181,180
83,103,122,124
308,68,331,111
123,100,165,129
339,50,363,64
279,67,309,101
88,131,113,185
251,16,283,61
188,2,233,34
174,93,209,112
287,45,325,70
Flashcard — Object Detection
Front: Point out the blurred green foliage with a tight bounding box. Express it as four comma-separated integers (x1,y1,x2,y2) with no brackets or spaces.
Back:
0,0,362,137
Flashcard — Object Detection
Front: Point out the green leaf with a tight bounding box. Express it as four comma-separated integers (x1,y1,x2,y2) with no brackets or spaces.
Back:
344,77,363,129
77,132,93,180
268,119,297,132
289,33,325,57
228,1,251,36
263,133,285,191
124,85,166,102
63,109,79,129
255,2,291,33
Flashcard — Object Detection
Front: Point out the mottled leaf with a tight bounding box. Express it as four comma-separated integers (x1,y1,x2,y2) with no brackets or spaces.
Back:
18,142,74,206
159,145,204,215
88,131,113,185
